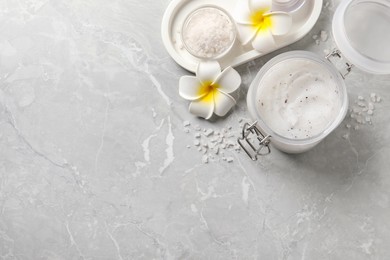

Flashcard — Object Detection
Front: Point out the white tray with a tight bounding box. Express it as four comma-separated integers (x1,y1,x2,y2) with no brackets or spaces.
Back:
161,0,323,73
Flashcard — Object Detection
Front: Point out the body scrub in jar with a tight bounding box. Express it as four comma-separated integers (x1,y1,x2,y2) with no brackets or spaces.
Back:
246,51,348,153
182,6,236,59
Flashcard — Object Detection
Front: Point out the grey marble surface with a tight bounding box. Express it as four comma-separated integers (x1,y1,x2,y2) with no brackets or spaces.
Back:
1,0,390,259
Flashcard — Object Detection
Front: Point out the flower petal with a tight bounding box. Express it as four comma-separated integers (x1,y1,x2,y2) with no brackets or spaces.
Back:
213,67,242,94
214,90,236,117
251,28,276,53
249,0,272,12
179,76,204,101
233,0,252,25
189,91,215,119
196,61,221,84
266,11,292,36
235,23,258,45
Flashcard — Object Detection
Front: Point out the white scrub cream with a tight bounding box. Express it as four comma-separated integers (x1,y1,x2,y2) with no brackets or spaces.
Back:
247,51,348,153
257,58,341,139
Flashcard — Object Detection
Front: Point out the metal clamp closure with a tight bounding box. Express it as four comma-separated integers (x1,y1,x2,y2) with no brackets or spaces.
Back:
326,49,354,79
237,121,271,161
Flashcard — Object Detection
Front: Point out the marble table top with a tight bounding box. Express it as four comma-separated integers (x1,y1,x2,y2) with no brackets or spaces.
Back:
1,0,390,259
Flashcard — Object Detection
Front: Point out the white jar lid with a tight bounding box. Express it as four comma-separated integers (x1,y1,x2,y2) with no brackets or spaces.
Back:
333,0,390,74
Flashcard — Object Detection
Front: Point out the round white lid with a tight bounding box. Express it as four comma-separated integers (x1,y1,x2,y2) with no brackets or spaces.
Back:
333,0,390,74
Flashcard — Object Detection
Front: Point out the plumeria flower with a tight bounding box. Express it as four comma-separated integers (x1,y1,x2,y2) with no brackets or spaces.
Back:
179,61,241,120
233,0,292,52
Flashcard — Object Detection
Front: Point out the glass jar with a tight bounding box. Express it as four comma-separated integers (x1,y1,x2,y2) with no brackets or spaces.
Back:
181,6,237,60
239,0,390,159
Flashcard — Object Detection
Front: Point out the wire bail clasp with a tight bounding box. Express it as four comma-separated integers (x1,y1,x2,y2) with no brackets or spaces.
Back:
326,49,354,79
237,121,271,161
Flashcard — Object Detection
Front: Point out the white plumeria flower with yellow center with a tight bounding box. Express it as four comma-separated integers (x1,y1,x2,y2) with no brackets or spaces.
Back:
179,61,241,120
234,0,292,52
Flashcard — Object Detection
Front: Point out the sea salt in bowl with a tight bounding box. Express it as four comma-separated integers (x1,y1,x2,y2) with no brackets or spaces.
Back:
247,51,349,153
181,6,237,60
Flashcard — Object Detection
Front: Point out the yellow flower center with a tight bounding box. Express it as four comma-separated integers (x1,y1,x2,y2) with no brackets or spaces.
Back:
250,8,272,32
198,81,220,103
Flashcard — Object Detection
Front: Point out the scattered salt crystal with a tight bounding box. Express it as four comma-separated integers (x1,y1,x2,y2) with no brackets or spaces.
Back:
365,116,371,122
354,125,359,130
358,95,364,101
184,129,190,133
367,110,373,115
370,93,376,101
226,157,234,163
357,101,366,107
368,103,374,110
222,157,227,161
342,133,349,140
204,129,214,137
202,155,209,164
376,96,381,102
320,30,328,42
211,136,219,142
227,141,235,148
238,118,243,123
195,125,201,131
183,120,191,127
312,34,318,40
315,39,320,45
186,123,241,163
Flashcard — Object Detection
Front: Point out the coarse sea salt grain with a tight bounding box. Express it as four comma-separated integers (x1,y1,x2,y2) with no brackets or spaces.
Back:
182,120,242,163
320,30,328,42
182,7,235,58
342,93,382,136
